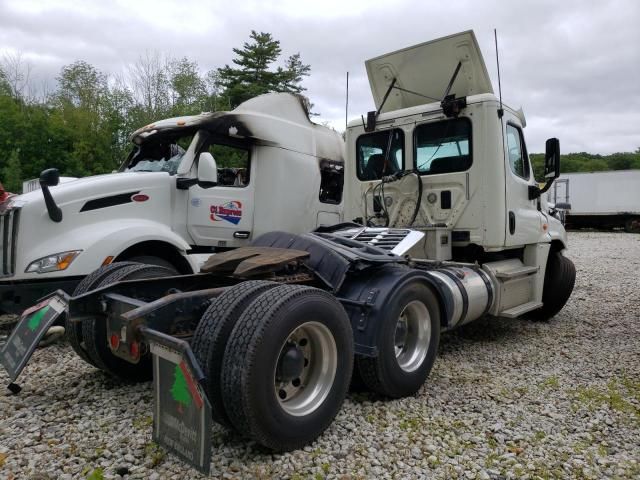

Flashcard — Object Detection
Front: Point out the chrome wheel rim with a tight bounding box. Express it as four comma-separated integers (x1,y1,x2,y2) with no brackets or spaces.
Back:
394,300,431,372
274,321,337,417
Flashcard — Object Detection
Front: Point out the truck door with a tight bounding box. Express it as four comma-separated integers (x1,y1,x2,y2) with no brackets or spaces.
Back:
187,143,255,248
503,122,543,246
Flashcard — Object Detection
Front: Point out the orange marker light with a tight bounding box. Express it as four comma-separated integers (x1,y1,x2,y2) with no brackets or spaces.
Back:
102,256,114,266
57,252,79,270
542,223,548,231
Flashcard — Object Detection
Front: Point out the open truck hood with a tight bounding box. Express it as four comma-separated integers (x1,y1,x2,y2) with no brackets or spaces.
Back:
366,30,494,113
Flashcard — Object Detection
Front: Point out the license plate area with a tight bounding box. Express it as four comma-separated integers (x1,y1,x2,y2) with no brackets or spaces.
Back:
1,294,67,382
140,327,212,474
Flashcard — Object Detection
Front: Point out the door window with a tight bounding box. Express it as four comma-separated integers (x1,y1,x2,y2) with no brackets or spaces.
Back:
204,144,251,187
414,118,472,175
506,124,530,180
356,129,404,181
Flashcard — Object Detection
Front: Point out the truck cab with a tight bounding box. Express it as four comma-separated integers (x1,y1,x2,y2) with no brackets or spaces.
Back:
0,94,344,313
343,31,569,320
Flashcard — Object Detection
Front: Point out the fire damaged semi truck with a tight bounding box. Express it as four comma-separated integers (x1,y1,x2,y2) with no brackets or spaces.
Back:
1,31,575,473
0,93,344,314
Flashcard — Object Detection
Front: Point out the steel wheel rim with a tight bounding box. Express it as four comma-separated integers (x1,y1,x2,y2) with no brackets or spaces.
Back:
274,321,338,417
394,300,431,372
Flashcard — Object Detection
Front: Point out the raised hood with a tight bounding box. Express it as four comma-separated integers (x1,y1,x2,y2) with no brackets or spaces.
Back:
366,30,494,113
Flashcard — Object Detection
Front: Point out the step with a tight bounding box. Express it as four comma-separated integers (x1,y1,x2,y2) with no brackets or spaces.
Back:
494,265,538,280
500,301,543,318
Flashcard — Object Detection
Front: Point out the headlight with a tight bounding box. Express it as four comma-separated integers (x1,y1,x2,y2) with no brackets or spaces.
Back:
25,250,82,273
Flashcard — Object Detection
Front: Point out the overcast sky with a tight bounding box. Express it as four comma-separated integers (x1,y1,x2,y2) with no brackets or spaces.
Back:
1,0,638,154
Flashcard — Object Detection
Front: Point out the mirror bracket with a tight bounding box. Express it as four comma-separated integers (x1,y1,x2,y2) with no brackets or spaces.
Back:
176,178,198,190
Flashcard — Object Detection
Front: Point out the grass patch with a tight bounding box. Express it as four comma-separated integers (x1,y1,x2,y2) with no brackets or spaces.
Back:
570,378,640,421
539,376,560,389
144,441,166,467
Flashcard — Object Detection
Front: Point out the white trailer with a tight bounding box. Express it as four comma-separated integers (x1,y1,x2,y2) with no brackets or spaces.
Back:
548,170,640,232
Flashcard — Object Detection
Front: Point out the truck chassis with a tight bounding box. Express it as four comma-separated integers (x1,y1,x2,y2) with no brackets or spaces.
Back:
1,227,520,473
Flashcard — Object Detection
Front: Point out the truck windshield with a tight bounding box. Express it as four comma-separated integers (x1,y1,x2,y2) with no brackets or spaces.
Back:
125,135,193,175
415,118,472,175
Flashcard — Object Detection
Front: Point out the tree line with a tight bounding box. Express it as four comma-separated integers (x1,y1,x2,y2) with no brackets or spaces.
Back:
530,151,640,182
0,31,310,192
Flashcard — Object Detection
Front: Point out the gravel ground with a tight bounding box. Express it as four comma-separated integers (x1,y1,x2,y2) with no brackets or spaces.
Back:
1,231,639,480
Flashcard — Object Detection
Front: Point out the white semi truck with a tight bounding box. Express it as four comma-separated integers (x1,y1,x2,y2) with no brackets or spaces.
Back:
547,170,640,232
1,31,575,473
0,93,344,313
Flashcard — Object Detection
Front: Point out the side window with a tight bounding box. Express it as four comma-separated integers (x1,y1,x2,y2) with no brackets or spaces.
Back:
506,124,530,180
319,159,344,204
356,129,404,181
414,118,472,175
205,144,250,187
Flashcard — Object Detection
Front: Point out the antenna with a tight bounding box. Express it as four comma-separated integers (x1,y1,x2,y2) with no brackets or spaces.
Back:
345,71,349,130
494,28,504,118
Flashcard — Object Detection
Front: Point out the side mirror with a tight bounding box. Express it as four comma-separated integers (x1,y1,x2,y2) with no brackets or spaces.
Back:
197,152,217,189
38,168,62,222
529,138,561,200
544,138,560,180
39,168,60,187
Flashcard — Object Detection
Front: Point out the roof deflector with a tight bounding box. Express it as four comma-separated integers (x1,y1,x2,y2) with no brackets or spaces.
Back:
365,30,494,113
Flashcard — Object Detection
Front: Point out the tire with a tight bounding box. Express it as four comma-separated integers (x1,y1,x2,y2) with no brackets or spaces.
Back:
81,263,177,382
221,285,353,451
529,250,576,321
65,262,138,367
356,281,440,398
127,255,179,271
191,280,279,428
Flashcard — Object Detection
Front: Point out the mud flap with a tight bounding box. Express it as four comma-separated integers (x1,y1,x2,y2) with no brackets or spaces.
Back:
0,292,68,387
139,327,212,475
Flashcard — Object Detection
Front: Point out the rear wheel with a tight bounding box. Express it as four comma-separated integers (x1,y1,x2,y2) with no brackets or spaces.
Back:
65,262,138,367
529,250,576,321
191,280,278,428
221,285,353,451
81,263,177,381
356,282,440,398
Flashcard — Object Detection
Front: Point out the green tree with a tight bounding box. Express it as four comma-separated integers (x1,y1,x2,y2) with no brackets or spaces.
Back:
217,31,311,107
56,61,107,110
171,364,192,412
2,149,22,193
169,57,206,113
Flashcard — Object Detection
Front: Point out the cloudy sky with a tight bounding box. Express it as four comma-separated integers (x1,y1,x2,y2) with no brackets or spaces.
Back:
1,0,638,154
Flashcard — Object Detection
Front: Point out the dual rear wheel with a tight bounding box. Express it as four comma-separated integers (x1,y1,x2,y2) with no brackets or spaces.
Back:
192,283,353,451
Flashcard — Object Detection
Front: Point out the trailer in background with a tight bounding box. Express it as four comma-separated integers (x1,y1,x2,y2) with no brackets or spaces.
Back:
548,170,640,233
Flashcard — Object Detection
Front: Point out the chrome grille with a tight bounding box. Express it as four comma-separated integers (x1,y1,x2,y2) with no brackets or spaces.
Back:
0,209,20,276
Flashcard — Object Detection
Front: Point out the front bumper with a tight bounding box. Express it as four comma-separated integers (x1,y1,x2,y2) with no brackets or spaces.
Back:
0,276,83,314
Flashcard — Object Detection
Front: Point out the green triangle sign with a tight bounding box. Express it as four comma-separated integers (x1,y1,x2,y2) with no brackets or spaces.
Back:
27,306,50,332
171,363,192,409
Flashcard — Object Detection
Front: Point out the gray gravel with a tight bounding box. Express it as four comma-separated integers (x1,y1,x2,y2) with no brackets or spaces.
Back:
1,232,639,479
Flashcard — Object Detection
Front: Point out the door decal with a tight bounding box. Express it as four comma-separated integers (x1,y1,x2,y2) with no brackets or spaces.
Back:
210,201,243,225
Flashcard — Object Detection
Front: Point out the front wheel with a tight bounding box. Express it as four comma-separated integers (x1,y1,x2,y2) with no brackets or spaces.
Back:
528,250,576,321
221,285,353,451
356,281,441,398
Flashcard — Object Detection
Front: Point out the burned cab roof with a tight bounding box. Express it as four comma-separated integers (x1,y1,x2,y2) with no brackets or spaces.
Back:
130,93,344,161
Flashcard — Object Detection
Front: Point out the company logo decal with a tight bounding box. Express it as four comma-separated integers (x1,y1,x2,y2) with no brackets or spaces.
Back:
210,201,242,225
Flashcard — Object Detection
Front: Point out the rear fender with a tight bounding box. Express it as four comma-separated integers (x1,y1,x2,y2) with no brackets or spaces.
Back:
337,265,453,357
